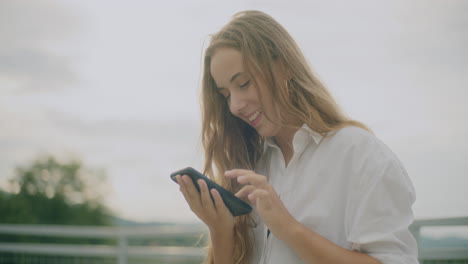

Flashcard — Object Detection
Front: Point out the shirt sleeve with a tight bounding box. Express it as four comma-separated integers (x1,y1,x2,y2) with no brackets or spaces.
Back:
345,135,419,264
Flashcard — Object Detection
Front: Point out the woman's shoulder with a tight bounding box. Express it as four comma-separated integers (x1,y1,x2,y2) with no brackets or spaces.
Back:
325,126,376,150
326,126,412,192
331,126,374,141
325,126,399,163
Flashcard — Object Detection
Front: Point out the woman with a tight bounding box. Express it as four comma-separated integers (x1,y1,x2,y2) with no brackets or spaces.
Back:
176,10,418,264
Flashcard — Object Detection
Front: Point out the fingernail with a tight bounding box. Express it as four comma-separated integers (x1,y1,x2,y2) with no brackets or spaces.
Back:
238,176,245,182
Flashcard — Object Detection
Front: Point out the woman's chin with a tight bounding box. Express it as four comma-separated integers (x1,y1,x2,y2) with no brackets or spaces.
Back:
255,126,275,137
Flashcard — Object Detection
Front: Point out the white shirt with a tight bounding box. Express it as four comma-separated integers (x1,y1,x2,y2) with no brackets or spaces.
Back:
251,125,419,264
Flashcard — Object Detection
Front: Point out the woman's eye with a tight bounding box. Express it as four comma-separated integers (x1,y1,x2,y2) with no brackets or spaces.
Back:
240,80,250,88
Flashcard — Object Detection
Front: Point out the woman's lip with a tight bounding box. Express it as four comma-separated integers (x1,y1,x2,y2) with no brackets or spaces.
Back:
246,109,261,120
250,111,262,126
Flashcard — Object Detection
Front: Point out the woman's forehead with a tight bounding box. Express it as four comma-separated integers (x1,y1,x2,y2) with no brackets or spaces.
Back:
210,48,244,88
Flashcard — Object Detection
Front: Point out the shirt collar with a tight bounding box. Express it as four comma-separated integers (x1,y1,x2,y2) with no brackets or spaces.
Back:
302,124,324,145
263,124,324,153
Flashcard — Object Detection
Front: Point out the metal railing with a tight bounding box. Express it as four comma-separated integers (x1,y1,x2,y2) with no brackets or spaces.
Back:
0,223,206,264
410,217,468,263
0,217,467,263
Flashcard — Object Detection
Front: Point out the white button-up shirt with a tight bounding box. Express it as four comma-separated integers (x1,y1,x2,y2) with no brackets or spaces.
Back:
251,125,418,264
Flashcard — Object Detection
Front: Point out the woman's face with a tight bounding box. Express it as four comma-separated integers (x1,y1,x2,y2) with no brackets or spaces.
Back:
210,47,282,137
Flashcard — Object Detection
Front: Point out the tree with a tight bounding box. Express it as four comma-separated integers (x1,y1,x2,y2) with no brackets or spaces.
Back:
0,155,112,226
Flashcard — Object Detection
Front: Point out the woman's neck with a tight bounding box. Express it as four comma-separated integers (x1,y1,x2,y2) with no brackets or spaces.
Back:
273,126,300,167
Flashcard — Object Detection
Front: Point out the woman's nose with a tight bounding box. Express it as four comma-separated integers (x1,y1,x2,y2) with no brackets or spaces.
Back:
229,92,247,115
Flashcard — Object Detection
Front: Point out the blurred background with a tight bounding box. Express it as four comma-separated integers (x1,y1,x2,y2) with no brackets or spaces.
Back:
1,0,467,263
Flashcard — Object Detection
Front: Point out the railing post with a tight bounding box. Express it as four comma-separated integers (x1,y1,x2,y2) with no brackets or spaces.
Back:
409,224,421,258
117,230,127,264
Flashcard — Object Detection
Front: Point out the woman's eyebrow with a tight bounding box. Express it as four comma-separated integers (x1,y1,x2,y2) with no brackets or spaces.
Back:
230,72,243,83
216,72,244,90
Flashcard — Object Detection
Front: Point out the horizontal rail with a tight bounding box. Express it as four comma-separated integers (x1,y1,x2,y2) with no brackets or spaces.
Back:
0,243,116,257
419,248,468,260
0,224,206,238
410,217,468,260
412,217,468,228
1,217,467,262
0,243,204,258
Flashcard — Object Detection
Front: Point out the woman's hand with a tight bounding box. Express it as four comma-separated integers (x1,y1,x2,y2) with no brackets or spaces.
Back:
225,169,298,240
176,175,235,233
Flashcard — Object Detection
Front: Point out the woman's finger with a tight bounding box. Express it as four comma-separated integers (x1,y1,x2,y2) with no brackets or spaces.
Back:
211,188,230,215
224,169,253,178
247,189,270,207
235,185,256,199
225,169,267,187
179,175,203,212
236,173,267,188
177,175,189,198
199,179,215,211
182,175,201,201
178,175,200,209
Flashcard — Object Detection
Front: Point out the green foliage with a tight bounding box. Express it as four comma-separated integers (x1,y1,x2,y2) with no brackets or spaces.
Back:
0,155,112,226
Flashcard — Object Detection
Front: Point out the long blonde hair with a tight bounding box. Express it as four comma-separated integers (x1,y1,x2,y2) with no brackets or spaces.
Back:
200,10,370,264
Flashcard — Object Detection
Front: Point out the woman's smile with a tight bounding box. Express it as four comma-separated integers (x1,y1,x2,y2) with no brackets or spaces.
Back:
247,109,262,126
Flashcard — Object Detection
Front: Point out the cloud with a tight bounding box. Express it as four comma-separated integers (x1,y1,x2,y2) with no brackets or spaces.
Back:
1,0,467,222
0,0,82,94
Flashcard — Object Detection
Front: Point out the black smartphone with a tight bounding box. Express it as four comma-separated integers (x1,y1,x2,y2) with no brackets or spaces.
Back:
170,167,252,216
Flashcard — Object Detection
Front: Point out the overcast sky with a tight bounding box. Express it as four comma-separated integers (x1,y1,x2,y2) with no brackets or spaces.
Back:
1,0,467,227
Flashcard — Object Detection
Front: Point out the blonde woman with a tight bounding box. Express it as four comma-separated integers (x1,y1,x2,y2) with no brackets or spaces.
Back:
175,10,418,264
